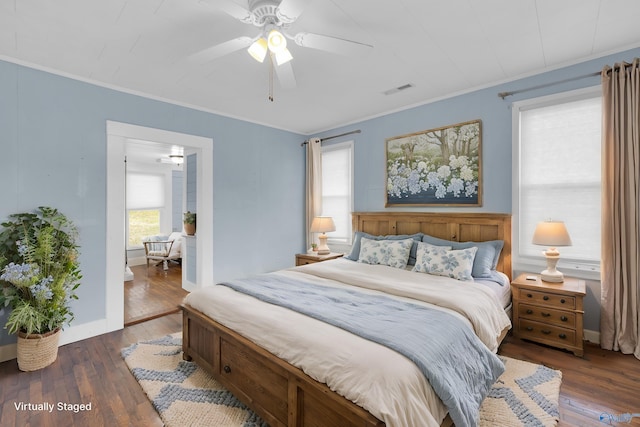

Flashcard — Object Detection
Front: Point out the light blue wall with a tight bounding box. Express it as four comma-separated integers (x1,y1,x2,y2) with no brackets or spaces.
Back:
0,60,305,345
318,47,640,334
171,170,183,232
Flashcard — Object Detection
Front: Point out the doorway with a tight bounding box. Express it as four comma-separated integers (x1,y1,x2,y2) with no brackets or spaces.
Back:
106,121,213,333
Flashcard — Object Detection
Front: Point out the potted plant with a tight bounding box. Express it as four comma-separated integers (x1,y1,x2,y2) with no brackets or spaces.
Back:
183,211,196,236
0,206,81,371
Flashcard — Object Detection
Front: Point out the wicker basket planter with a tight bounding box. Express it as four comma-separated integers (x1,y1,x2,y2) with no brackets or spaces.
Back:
17,328,61,371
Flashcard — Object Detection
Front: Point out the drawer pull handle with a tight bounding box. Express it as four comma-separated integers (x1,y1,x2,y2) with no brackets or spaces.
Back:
560,299,566,304
223,365,231,374
542,330,551,335
561,316,568,322
526,309,533,314
526,327,533,332
541,312,551,317
543,296,549,301
526,293,533,298
559,333,567,339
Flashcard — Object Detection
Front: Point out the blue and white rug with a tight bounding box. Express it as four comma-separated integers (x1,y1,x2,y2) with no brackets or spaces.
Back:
122,333,561,427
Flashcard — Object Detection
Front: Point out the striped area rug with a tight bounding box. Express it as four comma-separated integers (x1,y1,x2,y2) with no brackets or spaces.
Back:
122,334,561,427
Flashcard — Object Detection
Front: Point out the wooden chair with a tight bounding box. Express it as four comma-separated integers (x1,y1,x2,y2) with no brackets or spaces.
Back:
142,233,182,271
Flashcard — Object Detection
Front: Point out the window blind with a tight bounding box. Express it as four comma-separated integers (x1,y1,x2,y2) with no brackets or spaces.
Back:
126,173,165,210
518,94,601,266
321,142,353,244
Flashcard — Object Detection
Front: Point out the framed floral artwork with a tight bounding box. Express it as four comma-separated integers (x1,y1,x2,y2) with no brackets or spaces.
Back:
385,119,482,206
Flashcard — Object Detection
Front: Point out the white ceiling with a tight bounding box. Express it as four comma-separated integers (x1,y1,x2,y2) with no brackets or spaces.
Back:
1,0,640,135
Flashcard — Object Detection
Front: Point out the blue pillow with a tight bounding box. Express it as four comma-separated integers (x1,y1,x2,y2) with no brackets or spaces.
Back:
421,235,504,278
346,232,423,265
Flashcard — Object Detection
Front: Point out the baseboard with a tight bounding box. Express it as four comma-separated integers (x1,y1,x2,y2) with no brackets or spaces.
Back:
0,343,17,364
0,318,119,363
128,256,146,267
584,328,600,345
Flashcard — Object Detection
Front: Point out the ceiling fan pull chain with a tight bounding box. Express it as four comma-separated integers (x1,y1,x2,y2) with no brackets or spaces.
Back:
268,53,275,102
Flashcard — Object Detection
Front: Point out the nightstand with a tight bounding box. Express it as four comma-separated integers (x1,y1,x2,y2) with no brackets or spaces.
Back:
295,252,343,266
511,273,586,357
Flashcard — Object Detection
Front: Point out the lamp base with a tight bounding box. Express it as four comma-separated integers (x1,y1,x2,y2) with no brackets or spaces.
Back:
317,233,330,255
540,269,564,283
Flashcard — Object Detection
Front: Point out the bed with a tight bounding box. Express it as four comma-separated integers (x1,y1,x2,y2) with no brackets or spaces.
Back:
181,212,512,427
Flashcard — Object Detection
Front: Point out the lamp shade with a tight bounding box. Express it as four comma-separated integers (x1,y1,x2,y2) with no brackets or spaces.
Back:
310,216,336,233
267,29,287,53
248,37,268,63
532,221,572,247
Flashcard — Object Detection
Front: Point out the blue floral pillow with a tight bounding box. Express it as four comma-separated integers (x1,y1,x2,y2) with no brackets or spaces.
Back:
413,241,478,281
357,237,414,269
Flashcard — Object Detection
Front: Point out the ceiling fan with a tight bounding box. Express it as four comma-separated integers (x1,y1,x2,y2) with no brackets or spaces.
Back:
194,0,373,91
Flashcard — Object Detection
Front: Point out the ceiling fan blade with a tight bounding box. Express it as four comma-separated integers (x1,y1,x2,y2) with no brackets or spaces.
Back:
199,0,252,24
274,59,297,89
188,37,253,64
293,32,373,56
276,0,310,23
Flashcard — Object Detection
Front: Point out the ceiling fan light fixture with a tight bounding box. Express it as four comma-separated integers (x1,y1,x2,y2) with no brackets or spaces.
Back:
274,47,293,65
248,37,268,62
267,29,287,53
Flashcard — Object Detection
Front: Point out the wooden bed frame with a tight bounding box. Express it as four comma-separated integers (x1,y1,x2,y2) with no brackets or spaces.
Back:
182,212,512,427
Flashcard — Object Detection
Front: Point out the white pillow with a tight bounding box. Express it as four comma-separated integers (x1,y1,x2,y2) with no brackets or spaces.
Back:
413,242,477,281
357,237,414,269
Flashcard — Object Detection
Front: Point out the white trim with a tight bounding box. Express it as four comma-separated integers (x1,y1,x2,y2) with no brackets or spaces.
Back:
0,318,109,363
106,121,213,335
584,329,600,345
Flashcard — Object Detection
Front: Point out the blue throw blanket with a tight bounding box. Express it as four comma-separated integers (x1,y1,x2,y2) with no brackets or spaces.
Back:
220,272,504,427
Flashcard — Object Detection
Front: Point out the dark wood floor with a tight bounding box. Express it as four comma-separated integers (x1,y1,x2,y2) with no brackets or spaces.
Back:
499,335,640,426
124,263,187,326
1,306,639,426
0,313,181,427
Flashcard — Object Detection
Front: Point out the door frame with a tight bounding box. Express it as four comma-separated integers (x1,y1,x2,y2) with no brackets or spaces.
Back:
106,121,213,332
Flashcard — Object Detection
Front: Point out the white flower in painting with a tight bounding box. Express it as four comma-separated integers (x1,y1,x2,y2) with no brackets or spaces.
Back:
465,181,478,197
437,165,451,179
417,161,427,171
447,178,464,197
449,155,469,170
460,165,474,181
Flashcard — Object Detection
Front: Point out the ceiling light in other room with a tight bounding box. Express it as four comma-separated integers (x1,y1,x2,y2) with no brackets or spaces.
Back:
169,155,184,164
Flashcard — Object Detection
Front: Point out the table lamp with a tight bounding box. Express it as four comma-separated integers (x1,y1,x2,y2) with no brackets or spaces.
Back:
310,216,336,255
532,220,572,282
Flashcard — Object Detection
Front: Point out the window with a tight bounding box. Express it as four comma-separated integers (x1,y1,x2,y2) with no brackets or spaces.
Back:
513,87,601,276
127,209,161,247
126,172,165,248
321,141,354,244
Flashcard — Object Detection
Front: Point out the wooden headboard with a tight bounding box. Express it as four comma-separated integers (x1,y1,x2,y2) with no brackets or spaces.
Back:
352,212,512,280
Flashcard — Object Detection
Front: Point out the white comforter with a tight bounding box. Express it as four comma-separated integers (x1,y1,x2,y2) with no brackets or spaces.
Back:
183,259,512,427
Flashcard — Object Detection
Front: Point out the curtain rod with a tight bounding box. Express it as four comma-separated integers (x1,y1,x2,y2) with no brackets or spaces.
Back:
300,129,361,146
498,71,601,100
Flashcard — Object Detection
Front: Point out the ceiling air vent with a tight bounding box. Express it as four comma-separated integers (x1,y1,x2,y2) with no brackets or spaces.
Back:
383,83,415,96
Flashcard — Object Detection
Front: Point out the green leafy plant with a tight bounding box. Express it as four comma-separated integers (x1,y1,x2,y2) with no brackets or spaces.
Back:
183,211,196,225
0,207,81,336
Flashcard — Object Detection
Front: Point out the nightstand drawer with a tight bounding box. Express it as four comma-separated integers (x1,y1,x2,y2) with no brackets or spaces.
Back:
518,289,576,309
518,304,577,328
518,319,577,346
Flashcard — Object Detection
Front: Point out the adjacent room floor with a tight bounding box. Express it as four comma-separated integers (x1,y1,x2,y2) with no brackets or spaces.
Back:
124,263,187,326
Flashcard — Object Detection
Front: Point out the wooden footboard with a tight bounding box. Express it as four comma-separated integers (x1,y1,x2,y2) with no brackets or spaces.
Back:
181,303,385,427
